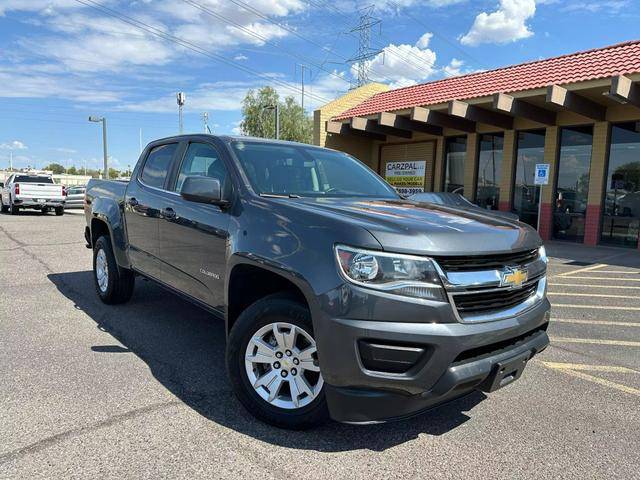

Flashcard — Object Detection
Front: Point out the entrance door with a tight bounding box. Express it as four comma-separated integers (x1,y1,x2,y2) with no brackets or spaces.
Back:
513,130,545,228
381,142,434,195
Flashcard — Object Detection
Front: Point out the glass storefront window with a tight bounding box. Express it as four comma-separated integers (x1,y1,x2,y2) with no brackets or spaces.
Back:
476,133,504,210
443,136,466,194
601,122,640,248
513,130,545,228
553,126,593,242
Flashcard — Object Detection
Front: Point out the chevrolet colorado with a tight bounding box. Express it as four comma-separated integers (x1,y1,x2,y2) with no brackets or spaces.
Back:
84,134,550,429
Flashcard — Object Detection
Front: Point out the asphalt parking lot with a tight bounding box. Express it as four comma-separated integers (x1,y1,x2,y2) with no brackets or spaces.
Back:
1,211,639,479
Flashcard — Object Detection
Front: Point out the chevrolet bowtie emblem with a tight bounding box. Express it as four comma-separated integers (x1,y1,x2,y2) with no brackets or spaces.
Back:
502,267,528,288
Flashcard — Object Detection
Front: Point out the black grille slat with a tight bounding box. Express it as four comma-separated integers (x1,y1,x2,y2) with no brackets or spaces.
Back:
435,249,538,272
454,283,538,314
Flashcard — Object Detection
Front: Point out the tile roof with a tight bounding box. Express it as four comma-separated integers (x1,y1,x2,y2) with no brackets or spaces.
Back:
334,40,640,120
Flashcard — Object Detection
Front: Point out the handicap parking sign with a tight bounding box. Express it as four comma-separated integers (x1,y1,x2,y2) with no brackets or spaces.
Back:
535,164,550,185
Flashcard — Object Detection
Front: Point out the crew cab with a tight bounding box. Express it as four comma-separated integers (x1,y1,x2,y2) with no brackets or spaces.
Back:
1,173,66,215
84,135,550,429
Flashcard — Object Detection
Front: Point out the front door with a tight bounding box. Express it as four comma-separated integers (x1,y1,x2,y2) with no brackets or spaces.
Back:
158,142,231,309
124,142,180,279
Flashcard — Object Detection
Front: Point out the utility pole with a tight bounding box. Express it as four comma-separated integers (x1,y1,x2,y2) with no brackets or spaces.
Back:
262,104,279,139
88,116,108,179
202,112,211,133
9,151,13,171
347,5,381,87
298,64,308,112
176,92,186,134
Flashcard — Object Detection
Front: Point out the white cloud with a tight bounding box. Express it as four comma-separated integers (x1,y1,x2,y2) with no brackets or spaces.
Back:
234,54,249,61
0,140,28,150
358,37,437,88
460,0,536,46
443,58,464,77
561,0,630,13
52,147,77,153
415,32,433,49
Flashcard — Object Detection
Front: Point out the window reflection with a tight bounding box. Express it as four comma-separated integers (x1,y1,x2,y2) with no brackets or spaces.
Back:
443,136,466,195
601,122,640,248
476,133,504,210
513,130,545,228
553,126,593,242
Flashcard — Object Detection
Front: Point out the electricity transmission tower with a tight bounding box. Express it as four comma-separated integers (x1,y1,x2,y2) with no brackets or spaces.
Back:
347,5,381,87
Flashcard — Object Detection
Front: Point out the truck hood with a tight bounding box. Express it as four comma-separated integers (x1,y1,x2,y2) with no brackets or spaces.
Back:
287,197,540,256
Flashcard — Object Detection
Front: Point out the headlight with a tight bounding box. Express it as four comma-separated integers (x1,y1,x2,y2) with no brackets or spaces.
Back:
538,245,547,263
335,245,446,301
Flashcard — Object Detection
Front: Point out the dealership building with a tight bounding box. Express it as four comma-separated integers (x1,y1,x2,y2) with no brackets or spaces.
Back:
314,40,640,249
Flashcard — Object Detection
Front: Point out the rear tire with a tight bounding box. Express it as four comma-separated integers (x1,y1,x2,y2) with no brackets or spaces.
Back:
41,207,49,215
226,294,329,430
0,198,7,213
55,207,64,216
93,235,135,304
10,199,19,215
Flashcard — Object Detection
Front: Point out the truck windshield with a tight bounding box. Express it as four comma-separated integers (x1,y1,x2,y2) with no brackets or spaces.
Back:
14,176,54,183
230,141,399,198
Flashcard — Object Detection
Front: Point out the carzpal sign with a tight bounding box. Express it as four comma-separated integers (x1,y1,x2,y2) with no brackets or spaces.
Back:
385,161,426,195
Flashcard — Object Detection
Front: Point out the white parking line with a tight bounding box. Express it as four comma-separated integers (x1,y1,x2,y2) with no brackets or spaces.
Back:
552,304,640,311
557,263,606,277
551,336,640,347
540,361,640,396
552,318,640,327
554,276,640,282
549,283,640,290
588,270,640,275
548,292,639,299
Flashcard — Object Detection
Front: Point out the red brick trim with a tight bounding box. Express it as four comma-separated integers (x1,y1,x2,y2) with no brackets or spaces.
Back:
584,204,602,246
538,203,553,240
498,200,511,212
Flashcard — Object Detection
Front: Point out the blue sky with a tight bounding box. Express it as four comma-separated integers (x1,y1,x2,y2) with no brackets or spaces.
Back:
0,0,638,172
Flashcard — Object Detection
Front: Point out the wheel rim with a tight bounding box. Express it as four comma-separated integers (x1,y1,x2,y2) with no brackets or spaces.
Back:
95,249,109,293
245,322,323,410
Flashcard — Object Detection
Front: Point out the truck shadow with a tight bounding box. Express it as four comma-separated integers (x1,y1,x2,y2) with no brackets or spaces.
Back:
48,270,486,452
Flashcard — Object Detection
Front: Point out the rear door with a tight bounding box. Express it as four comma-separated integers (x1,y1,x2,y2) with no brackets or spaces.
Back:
157,141,231,309
124,142,181,279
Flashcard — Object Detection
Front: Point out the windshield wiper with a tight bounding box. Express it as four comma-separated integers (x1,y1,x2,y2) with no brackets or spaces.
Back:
259,193,302,199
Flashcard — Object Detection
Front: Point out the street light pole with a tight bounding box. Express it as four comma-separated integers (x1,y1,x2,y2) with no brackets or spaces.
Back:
89,116,108,179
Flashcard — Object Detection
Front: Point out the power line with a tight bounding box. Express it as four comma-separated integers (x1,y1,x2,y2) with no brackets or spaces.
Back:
179,0,351,88
72,0,333,105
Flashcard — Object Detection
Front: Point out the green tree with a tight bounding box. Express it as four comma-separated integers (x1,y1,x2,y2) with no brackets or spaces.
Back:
240,86,312,144
44,163,65,174
67,166,77,175
108,168,120,179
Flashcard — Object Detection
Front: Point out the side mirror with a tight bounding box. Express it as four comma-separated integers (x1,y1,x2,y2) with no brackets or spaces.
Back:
180,175,228,206
0,182,4,188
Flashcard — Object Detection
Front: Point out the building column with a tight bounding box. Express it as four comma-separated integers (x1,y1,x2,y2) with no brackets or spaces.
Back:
539,126,559,241
499,130,516,212
433,137,445,192
584,121,609,246
463,133,478,201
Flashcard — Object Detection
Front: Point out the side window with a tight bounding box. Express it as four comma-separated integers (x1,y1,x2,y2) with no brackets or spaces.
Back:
175,143,228,192
140,143,178,189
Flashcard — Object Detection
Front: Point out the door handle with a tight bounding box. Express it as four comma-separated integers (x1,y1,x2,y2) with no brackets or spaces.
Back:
128,197,139,207
162,207,176,219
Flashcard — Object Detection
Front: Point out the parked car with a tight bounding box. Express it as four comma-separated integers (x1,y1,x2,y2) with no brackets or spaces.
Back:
1,173,66,215
410,192,520,221
84,135,550,429
65,186,86,209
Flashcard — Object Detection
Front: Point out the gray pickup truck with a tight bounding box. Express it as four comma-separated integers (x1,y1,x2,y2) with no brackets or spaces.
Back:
84,134,550,429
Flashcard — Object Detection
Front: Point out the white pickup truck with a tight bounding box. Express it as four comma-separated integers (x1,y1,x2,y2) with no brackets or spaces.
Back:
0,173,66,215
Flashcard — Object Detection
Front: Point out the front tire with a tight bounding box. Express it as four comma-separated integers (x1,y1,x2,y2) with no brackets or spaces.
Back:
55,206,64,216
226,295,328,429
93,235,135,304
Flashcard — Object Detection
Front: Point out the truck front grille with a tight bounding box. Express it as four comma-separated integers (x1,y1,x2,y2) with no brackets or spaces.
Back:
452,282,539,315
433,249,539,272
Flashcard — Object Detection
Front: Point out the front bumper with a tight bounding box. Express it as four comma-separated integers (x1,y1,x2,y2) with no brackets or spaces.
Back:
315,287,551,424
